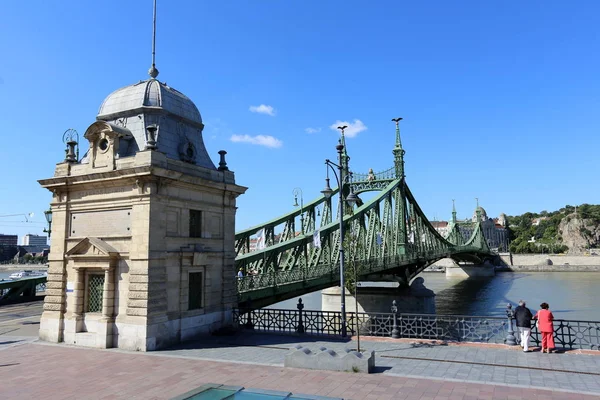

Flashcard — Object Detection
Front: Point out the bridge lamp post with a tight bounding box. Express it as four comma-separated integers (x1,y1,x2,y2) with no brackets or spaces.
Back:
292,187,304,233
321,132,359,338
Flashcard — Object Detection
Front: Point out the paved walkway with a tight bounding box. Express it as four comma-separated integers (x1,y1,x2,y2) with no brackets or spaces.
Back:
1,302,599,399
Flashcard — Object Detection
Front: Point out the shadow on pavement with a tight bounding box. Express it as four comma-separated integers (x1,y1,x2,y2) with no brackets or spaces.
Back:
371,366,392,373
164,331,351,351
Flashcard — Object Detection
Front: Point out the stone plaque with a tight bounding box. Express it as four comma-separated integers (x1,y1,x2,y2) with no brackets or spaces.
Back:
70,209,132,237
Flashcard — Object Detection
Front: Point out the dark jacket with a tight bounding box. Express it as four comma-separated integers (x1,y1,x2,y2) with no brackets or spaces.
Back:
514,305,533,328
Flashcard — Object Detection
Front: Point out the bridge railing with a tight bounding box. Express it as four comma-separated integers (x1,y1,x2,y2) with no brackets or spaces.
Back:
351,166,396,182
232,306,600,351
0,276,47,304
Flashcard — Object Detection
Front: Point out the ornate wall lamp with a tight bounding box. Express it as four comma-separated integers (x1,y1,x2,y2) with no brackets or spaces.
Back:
43,209,53,237
63,129,80,163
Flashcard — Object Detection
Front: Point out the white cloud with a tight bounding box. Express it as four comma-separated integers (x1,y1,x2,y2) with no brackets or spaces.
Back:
329,119,367,138
249,104,276,116
230,134,283,148
305,127,321,134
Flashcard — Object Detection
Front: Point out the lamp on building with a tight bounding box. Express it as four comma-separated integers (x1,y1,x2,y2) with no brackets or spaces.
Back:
43,209,53,237
292,187,304,233
62,128,80,163
320,128,358,337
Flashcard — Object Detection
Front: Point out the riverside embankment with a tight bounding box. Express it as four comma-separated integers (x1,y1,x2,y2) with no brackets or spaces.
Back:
498,253,600,271
0,263,47,271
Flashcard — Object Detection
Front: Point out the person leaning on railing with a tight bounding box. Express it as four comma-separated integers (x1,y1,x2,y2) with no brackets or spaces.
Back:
514,300,533,352
534,302,555,353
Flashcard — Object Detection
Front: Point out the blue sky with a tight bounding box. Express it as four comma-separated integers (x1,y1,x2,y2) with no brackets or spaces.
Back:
1,1,599,242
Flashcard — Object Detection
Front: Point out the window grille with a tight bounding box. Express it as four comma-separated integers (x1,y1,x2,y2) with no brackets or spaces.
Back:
189,209,202,238
87,274,105,313
188,272,203,310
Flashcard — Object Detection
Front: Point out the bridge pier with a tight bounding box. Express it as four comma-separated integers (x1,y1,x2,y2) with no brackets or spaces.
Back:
321,277,436,315
445,262,495,278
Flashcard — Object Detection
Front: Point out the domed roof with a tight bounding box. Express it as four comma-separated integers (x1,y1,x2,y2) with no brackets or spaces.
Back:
472,206,488,222
97,78,202,125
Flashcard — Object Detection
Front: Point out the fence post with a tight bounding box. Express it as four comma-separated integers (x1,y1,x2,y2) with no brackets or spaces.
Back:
391,300,400,339
244,300,254,330
505,303,517,345
296,298,305,333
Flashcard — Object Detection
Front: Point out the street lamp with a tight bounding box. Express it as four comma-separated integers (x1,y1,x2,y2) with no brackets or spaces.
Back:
292,187,304,233
43,209,53,237
321,130,359,337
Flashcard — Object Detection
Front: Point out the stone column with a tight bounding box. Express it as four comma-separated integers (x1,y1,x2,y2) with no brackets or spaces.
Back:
102,268,114,320
98,267,114,348
72,268,84,319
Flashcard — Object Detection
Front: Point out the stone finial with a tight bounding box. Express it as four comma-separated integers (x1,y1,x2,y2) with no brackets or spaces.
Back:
218,150,229,171
148,65,159,79
145,125,158,150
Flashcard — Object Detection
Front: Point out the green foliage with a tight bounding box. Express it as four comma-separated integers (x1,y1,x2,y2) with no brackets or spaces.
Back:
578,204,600,223
506,203,599,254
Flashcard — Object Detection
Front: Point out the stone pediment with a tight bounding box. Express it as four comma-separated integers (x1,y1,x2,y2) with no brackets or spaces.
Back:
66,237,119,259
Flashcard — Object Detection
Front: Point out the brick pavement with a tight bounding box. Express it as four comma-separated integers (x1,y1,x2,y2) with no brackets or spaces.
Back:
1,337,599,400
159,333,600,394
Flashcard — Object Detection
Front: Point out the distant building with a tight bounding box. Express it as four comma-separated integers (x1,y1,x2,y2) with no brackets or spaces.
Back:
23,234,48,246
430,221,449,237
532,217,548,226
432,206,509,251
0,234,18,246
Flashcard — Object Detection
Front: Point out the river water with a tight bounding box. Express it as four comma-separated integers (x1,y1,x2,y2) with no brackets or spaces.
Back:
3,270,598,321
269,271,600,321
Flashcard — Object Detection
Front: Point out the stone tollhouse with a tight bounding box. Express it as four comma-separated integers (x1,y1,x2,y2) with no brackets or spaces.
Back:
38,50,246,350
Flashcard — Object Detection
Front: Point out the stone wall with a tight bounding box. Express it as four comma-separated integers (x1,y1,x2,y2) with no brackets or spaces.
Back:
496,265,600,272
500,253,600,267
0,264,47,271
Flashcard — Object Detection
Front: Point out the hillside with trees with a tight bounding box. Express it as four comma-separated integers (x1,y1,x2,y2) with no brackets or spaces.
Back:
507,204,600,254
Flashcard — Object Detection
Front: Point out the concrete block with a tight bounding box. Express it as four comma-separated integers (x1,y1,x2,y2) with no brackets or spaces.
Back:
284,345,375,373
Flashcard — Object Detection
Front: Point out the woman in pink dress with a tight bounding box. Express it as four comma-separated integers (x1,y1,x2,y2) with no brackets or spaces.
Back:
534,302,555,353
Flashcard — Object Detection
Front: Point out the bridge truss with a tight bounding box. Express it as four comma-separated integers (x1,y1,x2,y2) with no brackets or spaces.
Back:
234,121,493,308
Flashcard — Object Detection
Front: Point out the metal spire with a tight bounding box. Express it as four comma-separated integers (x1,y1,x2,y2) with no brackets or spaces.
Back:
148,0,159,79
337,125,350,174
392,117,406,179
392,117,403,149
452,199,457,224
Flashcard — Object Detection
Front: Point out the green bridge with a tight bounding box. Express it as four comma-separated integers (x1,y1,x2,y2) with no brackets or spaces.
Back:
234,121,494,308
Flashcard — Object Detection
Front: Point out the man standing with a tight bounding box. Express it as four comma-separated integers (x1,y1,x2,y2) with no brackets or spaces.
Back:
514,300,533,352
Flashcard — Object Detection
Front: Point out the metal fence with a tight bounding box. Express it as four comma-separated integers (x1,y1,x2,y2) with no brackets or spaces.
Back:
232,301,600,351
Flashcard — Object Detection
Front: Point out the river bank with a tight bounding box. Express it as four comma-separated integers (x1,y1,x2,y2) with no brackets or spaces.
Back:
496,265,600,272
0,264,47,271
499,253,600,267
